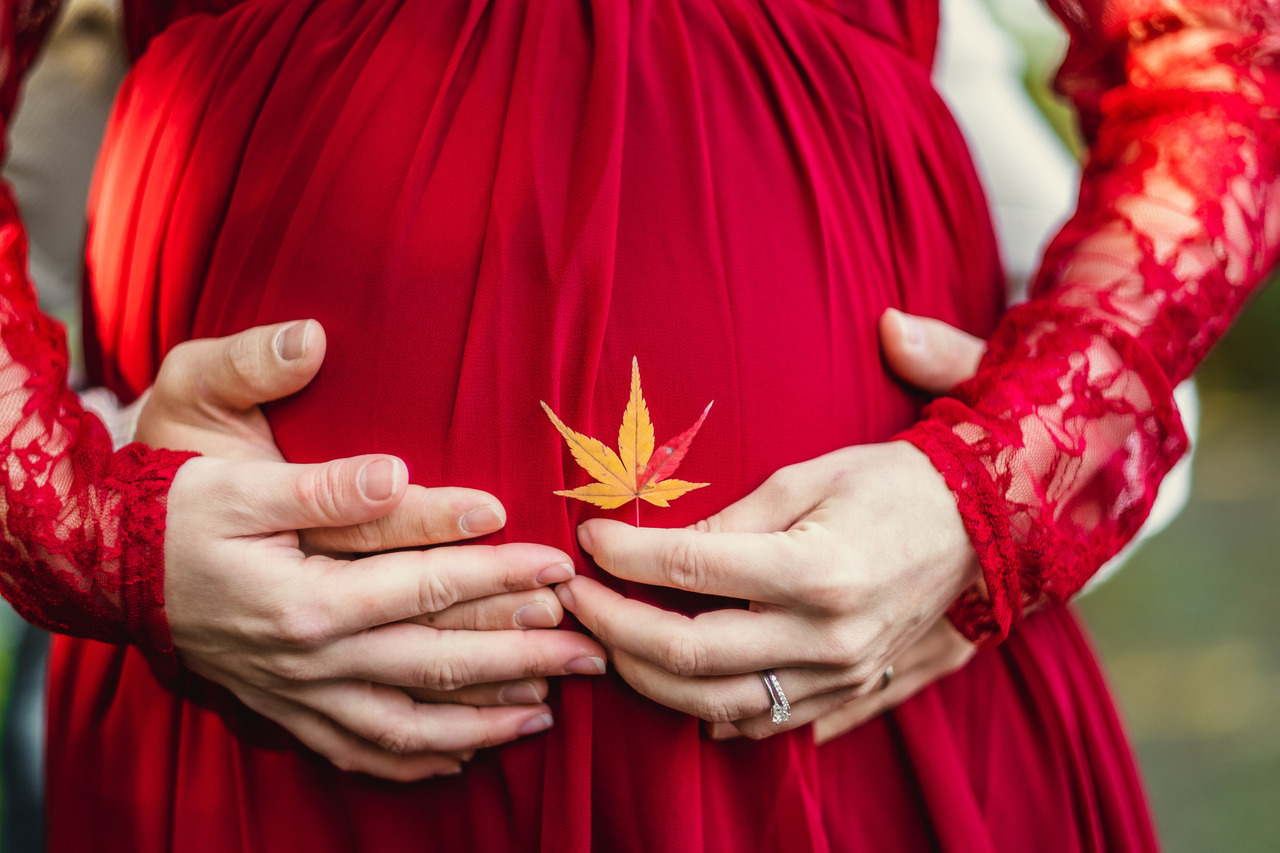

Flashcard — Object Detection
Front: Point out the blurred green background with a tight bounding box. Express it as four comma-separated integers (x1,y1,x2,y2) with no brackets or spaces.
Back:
1077,281,1280,852
1,1,1278,851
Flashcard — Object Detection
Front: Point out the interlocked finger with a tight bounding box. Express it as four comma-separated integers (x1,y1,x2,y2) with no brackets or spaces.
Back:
709,687,864,741
579,520,805,604
322,542,576,633
404,589,562,632
316,622,605,690
295,680,555,755
270,697,472,781
302,486,507,555
559,577,802,676
610,648,863,727
813,620,976,744
404,678,549,707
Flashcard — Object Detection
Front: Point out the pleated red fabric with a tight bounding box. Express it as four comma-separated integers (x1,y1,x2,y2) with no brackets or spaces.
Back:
31,0,1156,848
37,1,1158,849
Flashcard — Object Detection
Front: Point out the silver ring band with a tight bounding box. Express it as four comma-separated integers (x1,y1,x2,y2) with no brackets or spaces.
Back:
880,665,895,691
760,670,791,725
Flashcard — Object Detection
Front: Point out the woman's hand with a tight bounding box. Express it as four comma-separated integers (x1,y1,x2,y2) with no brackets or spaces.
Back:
808,617,974,744
144,321,605,780
557,440,976,739
556,309,988,741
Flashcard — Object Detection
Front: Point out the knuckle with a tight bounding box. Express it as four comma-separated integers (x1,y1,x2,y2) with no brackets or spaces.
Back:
269,652,319,683
696,513,726,534
837,684,866,705
225,330,270,391
372,722,418,757
295,464,350,526
765,464,804,502
657,631,704,678
412,506,452,546
827,629,868,668
337,520,385,555
798,574,853,614
155,340,197,388
663,540,710,593
795,554,861,613
847,657,881,691
694,694,741,725
416,565,459,614
420,654,477,693
274,604,333,651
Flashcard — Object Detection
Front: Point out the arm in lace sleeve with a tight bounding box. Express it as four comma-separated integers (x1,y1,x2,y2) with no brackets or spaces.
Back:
900,0,1280,644
1,0,195,672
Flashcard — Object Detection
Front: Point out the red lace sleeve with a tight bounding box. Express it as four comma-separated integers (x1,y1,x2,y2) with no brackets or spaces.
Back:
1,0,195,673
901,0,1280,645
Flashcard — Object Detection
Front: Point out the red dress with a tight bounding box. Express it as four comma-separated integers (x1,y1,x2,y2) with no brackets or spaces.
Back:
2,0,1276,850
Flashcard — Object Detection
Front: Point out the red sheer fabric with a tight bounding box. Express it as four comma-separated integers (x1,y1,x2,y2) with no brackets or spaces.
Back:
0,0,193,673
903,0,1280,644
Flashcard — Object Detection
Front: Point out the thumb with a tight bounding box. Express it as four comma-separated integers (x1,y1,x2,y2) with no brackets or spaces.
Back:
879,309,985,395
158,319,328,413
691,465,821,536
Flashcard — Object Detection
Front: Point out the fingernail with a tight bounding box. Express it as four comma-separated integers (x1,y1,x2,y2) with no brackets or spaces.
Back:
517,713,554,736
514,601,557,629
892,309,923,347
498,682,542,705
275,320,311,361
459,504,505,535
536,563,574,585
359,458,399,501
576,523,595,553
439,764,465,776
555,584,576,611
565,656,606,675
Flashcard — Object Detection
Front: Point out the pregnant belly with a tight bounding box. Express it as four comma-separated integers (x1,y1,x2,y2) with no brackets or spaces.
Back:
86,0,1002,603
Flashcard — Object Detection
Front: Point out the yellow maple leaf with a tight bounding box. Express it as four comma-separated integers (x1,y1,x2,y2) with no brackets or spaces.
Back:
542,358,712,513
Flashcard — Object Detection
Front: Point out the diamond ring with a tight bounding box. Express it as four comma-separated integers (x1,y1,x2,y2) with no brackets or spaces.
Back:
760,670,791,725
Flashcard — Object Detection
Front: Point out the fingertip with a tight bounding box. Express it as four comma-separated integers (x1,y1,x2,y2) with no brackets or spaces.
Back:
497,681,546,705
274,319,312,361
578,517,628,554
535,562,575,585
358,456,406,502
554,582,577,612
565,655,607,675
517,711,554,736
513,599,559,629
576,521,596,554
459,503,506,536
707,722,742,740
881,308,923,351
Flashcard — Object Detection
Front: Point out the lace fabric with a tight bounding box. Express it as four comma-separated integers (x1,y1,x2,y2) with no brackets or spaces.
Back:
903,0,1280,643
1,0,193,672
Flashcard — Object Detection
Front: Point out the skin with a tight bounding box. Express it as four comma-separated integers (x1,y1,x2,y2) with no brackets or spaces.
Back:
149,321,607,781
143,309,988,778
556,309,990,741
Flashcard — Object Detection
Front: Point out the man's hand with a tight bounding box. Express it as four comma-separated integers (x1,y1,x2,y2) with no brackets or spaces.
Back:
144,321,605,779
